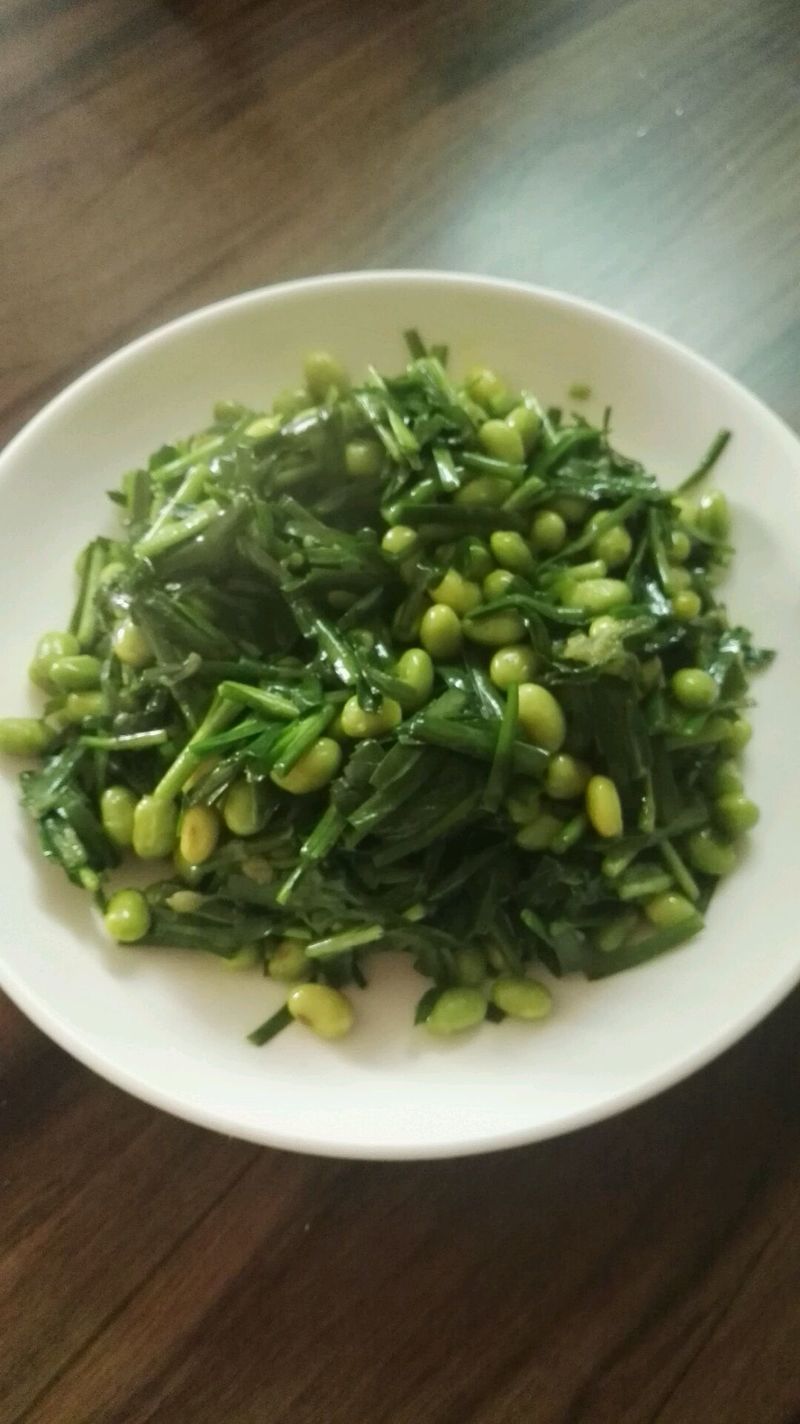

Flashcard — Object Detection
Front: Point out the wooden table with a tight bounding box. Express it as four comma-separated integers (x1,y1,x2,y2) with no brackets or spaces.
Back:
2,2,799,1420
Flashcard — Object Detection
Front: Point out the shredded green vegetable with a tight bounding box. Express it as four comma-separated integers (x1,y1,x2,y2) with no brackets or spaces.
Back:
0,334,773,1044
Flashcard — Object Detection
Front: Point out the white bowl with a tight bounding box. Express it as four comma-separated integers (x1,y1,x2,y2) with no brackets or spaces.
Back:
1,272,799,1159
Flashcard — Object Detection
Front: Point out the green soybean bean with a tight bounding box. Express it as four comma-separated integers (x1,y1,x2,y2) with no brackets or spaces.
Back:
60,691,105,724
303,350,349,401
489,643,537,690
490,529,536,577
505,783,542,824
268,938,310,982
669,529,692,562
644,892,696,928
271,737,342,794
561,578,630,614
460,538,494,581
345,438,383,477
483,568,516,600
491,976,552,1021
48,654,102,691
478,419,525,463
545,753,591,800
591,521,632,568
420,603,463,659
112,618,153,668
714,793,760,835
100,785,138,847
551,495,589,525
395,647,435,706
271,386,309,418
687,828,737,876
214,398,247,424
104,888,151,943
516,812,562,850
517,683,566,751
696,490,731,540
340,695,402,739
530,509,567,552
382,525,419,560
506,404,541,453
430,568,483,616
455,476,514,508
455,946,488,987
671,668,718,710
665,566,692,595
725,717,752,751
425,986,486,1035
711,760,743,796
133,795,178,859
464,366,508,411
29,630,80,689
586,775,623,838
0,717,55,757
464,611,526,647
594,911,638,953
560,559,607,584
173,846,206,885
179,805,221,865
165,890,206,913
223,779,268,837
244,415,281,441
287,982,354,1038
672,590,702,621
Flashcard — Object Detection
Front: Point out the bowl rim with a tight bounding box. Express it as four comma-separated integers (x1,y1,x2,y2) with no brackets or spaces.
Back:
2,268,799,1159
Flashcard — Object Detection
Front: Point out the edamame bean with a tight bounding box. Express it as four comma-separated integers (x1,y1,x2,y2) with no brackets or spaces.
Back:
516,812,562,850
455,946,488,987
491,976,552,1021
340,695,403,739
179,805,220,865
505,783,542,824
133,795,178,859
711,760,743,796
545,753,591,800
459,538,494,581
478,419,525,463
725,717,752,751
464,612,526,647
696,490,730,540
104,889,150,943
669,529,692,562
645,892,696,928
0,717,55,757
345,438,383,477
551,495,589,525
271,737,342,793
165,890,206,913
455,476,514,507
303,350,349,401
714,792,759,835
268,938,310,982
287,982,354,1038
489,530,536,577
112,618,153,668
561,578,630,614
395,647,434,705
586,775,623,838
594,911,638,953
420,603,463,659
590,521,632,568
424,987,486,1035
489,643,537,690
464,366,507,411
214,398,247,424
173,845,206,885
381,525,419,560
100,785,138,847
483,568,516,600
29,631,80,689
61,691,105,724
671,667,718,710
244,415,281,441
430,569,483,616
687,828,737,876
672,590,702,621
530,509,567,552
271,387,308,419
48,655,102,691
506,404,541,453
665,566,692,595
223,778,267,837
517,683,566,751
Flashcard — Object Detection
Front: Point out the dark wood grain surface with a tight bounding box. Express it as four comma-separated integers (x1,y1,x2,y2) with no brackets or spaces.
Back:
2,1,799,1420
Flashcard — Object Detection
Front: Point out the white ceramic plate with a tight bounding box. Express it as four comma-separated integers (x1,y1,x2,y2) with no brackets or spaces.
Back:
1,272,798,1159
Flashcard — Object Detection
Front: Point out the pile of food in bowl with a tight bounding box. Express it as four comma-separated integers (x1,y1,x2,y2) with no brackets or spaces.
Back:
0,332,769,1047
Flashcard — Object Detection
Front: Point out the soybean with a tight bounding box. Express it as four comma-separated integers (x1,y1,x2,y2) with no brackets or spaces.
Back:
645,892,696,928
304,350,349,401
29,631,80,690
489,644,537,690
223,779,268,837
179,805,220,865
687,828,737,876
586,775,623,838
491,976,552,1021
490,529,535,577
271,737,342,793
424,987,486,1035
671,668,718,710
714,793,759,835
430,569,483,616
112,619,153,668
395,647,434,705
287,982,354,1038
517,683,566,752
269,939,310,982
562,578,630,614
478,419,525,464
505,404,541,453
382,525,419,560
340,695,402,739
530,509,567,553
100,785,138,847
420,603,462,659
0,717,55,757
133,795,178,859
48,655,102,691
464,611,526,647
546,753,591,800
345,438,382,477
104,889,150,943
